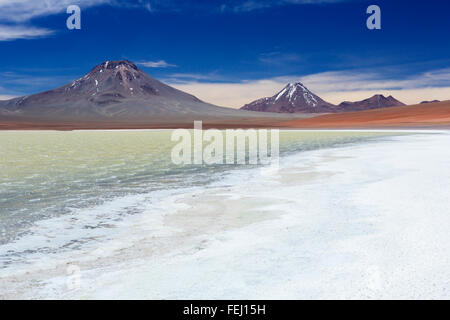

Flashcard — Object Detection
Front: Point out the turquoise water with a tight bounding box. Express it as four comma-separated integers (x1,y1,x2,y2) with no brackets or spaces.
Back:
0,130,402,250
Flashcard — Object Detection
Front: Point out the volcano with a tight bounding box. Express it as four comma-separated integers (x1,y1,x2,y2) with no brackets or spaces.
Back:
241,82,338,113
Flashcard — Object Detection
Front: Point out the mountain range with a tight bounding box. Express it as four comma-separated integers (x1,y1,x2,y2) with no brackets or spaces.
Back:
241,82,405,113
420,100,441,104
338,94,405,111
0,60,289,126
1,60,446,130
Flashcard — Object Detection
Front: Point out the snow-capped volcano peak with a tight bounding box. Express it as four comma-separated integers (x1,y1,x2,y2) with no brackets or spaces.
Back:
287,82,305,89
276,82,317,105
241,81,336,113
60,60,160,103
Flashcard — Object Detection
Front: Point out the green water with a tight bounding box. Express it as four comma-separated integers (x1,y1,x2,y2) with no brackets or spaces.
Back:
0,130,402,244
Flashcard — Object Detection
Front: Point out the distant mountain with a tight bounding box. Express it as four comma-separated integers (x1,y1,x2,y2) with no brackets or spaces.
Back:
0,60,270,124
338,94,405,111
241,82,338,113
420,100,440,104
240,83,407,114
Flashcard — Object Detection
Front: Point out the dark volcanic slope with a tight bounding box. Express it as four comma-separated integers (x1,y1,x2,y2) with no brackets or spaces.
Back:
420,100,440,104
241,82,338,113
0,60,283,124
338,94,405,111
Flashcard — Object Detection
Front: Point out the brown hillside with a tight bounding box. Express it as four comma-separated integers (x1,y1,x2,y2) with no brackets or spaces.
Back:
278,101,450,129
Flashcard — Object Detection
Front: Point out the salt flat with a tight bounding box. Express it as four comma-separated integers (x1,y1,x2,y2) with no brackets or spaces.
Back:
1,131,449,299
36,132,450,299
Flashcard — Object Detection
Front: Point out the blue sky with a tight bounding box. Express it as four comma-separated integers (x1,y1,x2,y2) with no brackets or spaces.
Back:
1,0,450,106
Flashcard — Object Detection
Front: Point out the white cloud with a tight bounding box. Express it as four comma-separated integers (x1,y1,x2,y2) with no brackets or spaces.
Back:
300,68,450,93
0,94,16,101
0,0,352,23
0,0,354,41
171,79,288,108
0,0,109,41
169,68,450,108
0,0,109,22
162,72,226,83
258,52,303,65
0,25,54,41
137,60,177,68
229,0,352,12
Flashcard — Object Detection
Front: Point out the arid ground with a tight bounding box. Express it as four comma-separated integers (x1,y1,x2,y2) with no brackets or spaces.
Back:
278,100,450,129
0,100,449,130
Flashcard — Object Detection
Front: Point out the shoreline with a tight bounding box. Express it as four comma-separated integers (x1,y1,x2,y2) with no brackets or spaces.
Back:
1,123,448,132
1,131,449,299
0,128,446,133
1,100,449,131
